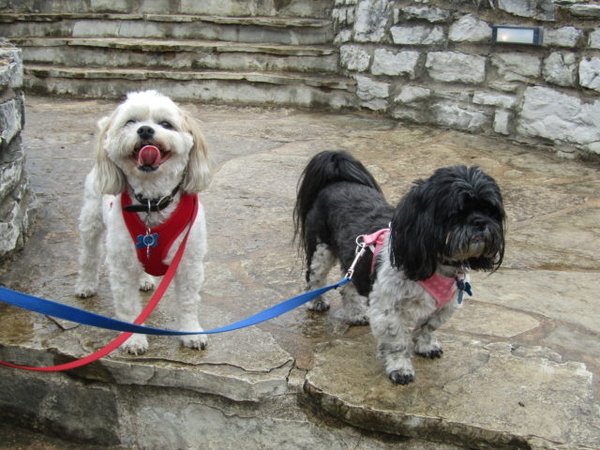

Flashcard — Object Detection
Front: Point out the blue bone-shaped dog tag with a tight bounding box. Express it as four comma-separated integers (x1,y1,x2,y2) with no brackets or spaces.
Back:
136,232,159,258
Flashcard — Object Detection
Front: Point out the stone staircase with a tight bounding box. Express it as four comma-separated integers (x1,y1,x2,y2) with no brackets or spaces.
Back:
0,0,356,109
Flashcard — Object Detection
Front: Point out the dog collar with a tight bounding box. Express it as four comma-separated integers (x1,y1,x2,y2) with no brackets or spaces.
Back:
123,184,181,213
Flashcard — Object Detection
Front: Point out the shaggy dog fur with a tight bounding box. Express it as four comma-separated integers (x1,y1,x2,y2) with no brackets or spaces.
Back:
294,151,505,384
75,90,211,355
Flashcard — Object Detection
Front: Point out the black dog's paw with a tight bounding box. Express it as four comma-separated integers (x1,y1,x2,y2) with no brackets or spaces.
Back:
307,298,330,313
389,370,415,385
416,348,444,359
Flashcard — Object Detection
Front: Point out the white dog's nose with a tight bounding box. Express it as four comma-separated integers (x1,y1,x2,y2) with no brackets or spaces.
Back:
137,125,155,140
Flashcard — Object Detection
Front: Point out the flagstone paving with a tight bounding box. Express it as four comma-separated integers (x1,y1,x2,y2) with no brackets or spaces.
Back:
0,95,598,449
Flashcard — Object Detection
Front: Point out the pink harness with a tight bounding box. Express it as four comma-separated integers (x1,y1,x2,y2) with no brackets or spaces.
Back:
362,229,459,308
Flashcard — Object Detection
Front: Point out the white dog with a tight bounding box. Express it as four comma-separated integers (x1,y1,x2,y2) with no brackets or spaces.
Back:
75,90,212,355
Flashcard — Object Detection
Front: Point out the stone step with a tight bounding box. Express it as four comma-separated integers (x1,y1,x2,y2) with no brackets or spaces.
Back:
24,65,357,109
0,13,333,45
4,0,333,18
12,37,339,74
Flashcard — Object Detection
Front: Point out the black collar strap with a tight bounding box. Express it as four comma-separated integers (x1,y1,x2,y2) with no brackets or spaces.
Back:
123,184,181,213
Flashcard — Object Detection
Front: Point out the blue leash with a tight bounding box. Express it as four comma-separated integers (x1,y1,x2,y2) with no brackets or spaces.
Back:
0,278,350,336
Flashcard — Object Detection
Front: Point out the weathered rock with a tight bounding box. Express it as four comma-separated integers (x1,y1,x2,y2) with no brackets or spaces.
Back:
517,86,600,154
340,44,371,72
543,51,577,87
497,0,555,21
395,5,451,23
355,74,389,110
354,0,390,43
544,26,582,48
448,14,491,43
491,53,541,83
390,25,445,45
305,334,599,449
426,52,486,84
371,49,419,77
579,56,600,92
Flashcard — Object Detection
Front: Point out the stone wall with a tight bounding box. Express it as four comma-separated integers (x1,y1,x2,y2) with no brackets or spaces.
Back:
333,0,600,159
0,40,33,260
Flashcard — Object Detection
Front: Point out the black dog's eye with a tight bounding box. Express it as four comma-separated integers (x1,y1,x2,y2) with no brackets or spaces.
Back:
159,121,174,130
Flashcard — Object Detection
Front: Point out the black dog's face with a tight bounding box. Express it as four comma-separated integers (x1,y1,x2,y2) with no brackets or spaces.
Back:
390,166,505,281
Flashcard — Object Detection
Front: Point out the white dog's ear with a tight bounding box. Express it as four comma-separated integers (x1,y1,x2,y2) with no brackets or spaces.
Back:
181,113,212,193
93,115,127,195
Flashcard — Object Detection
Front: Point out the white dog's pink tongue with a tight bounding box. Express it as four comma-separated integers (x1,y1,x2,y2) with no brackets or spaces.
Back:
137,145,161,167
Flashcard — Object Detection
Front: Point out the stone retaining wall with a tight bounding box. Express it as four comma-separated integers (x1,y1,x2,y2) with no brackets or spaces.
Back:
0,40,33,260
334,0,600,159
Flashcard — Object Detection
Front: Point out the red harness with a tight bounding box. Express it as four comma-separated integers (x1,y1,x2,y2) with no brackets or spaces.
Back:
362,228,459,308
121,191,198,276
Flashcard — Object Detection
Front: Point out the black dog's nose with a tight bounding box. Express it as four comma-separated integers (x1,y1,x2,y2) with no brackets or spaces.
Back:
137,125,155,141
473,218,488,231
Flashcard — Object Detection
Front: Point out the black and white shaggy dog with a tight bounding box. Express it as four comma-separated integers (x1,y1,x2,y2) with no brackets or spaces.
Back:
293,151,505,384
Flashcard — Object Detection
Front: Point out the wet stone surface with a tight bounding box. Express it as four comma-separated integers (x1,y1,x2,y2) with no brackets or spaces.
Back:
0,96,598,449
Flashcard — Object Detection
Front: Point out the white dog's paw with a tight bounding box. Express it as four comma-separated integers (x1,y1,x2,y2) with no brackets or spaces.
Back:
181,334,208,350
139,274,156,292
75,283,97,298
123,334,149,355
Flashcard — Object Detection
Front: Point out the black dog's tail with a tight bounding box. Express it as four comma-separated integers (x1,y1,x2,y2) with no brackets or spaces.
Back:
293,150,382,249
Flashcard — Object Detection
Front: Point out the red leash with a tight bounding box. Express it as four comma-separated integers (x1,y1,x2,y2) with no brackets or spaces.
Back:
0,197,198,372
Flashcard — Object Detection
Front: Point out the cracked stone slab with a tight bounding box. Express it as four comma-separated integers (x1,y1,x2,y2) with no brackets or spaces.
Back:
0,298,294,402
304,333,600,450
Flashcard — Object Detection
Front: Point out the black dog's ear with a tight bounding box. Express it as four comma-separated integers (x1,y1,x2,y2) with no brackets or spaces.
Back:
389,182,438,281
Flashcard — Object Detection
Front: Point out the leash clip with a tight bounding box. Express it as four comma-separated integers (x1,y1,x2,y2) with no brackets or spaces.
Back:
346,237,368,280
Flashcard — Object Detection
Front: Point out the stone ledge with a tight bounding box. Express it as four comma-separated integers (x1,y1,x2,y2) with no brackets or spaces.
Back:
13,37,337,57
304,334,599,450
0,13,332,28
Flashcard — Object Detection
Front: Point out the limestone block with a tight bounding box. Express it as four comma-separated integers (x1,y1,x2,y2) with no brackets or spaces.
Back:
90,0,129,12
543,52,576,87
431,103,488,131
493,109,511,135
355,75,389,110
0,97,23,147
569,4,600,18
395,5,451,23
425,52,486,84
390,25,445,45
590,28,600,49
449,14,492,43
0,183,28,256
0,46,23,89
544,26,582,48
395,86,431,104
579,57,600,92
340,44,371,72
371,49,419,77
354,0,390,43
517,86,600,153
497,0,555,21
472,91,516,109
334,29,353,44
491,53,541,82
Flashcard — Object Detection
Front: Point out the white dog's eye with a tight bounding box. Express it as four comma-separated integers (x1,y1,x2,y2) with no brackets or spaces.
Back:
125,119,138,127
159,121,174,130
